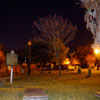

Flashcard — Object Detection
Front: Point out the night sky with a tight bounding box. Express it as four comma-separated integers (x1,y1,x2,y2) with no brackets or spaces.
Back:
0,1,93,51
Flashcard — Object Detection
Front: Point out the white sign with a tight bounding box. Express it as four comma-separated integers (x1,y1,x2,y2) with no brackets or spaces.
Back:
6,50,18,85
6,52,18,66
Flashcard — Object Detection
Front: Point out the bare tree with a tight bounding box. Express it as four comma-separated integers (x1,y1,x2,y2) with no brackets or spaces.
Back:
32,15,77,76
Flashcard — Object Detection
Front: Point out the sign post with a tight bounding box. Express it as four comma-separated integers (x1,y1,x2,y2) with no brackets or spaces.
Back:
10,65,13,85
6,50,18,85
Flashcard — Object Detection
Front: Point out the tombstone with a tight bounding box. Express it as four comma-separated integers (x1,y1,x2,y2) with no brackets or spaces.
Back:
95,92,100,98
78,68,81,74
23,88,48,100
88,69,91,77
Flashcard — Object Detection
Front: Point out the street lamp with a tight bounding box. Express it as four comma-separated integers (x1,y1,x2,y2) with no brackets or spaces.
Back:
28,41,32,75
94,48,100,70
94,49,100,54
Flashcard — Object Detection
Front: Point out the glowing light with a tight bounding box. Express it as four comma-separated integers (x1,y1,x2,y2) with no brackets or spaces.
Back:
28,41,32,46
68,65,74,71
66,61,70,64
94,49,100,54
63,58,70,65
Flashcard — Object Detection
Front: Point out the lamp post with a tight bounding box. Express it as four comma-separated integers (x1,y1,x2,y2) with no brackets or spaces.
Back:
28,41,32,75
94,49,100,70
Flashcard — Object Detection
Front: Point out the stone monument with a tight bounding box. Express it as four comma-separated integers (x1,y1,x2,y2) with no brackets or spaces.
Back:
23,88,48,100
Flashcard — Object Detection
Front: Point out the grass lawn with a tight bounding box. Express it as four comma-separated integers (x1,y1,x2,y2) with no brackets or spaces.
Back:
0,69,100,100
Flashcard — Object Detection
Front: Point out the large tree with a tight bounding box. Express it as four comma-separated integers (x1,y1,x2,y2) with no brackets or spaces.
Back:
85,54,96,68
77,44,94,67
78,0,100,53
32,15,77,76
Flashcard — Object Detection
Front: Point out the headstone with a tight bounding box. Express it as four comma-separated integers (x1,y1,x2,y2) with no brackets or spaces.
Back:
95,92,100,98
88,69,91,77
23,88,48,100
78,68,81,74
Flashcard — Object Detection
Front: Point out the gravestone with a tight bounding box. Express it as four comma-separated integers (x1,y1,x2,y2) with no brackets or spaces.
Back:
23,88,48,100
95,92,100,98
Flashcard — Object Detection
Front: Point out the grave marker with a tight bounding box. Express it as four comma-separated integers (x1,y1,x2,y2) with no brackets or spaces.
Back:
23,88,48,100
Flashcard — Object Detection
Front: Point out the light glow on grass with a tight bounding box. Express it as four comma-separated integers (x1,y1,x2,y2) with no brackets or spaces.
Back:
0,69,100,100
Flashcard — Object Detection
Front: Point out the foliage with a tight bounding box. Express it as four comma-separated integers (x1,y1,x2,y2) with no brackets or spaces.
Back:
0,49,6,67
85,54,96,68
49,38,69,63
69,51,80,65
76,44,94,65
31,40,52,64
0,43,6,70
71,56,80,65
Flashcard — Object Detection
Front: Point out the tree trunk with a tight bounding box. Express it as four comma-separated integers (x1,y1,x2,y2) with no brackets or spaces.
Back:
59,64,61,76
48,64,51,74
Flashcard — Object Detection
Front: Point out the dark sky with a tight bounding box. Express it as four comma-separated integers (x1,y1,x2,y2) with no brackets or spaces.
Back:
0,0,93,51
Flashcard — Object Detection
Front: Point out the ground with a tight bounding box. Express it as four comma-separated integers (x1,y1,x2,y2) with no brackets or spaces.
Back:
0,69,100,100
